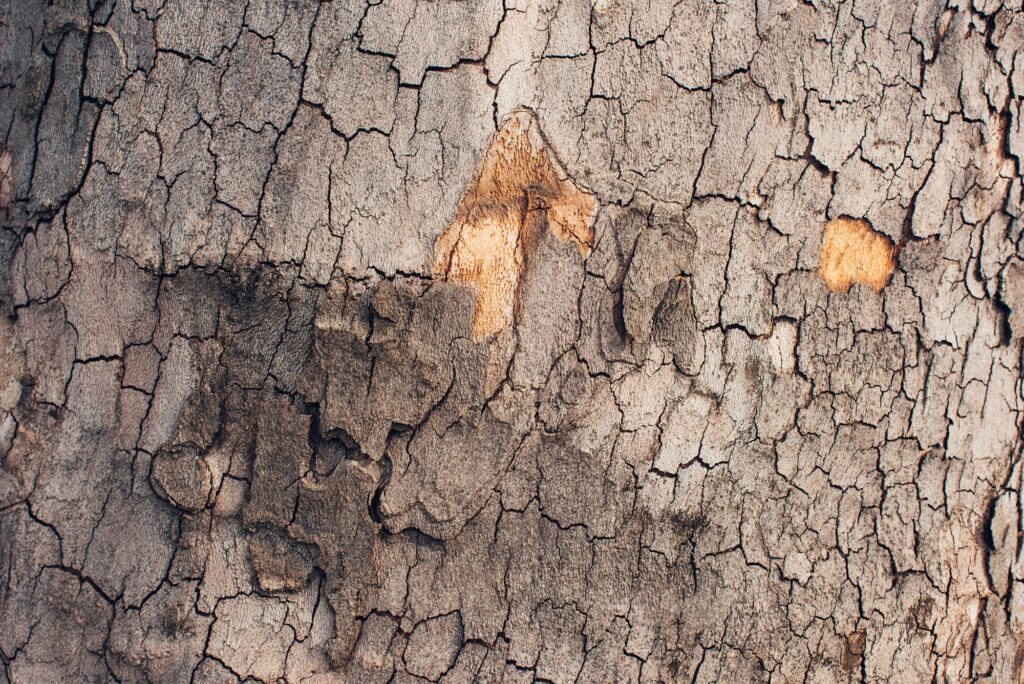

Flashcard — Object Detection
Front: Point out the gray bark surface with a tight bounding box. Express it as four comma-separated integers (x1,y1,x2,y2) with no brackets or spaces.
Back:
1,0,1024,681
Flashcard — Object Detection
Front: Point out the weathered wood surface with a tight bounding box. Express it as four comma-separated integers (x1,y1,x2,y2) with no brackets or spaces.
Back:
1,0,1023,681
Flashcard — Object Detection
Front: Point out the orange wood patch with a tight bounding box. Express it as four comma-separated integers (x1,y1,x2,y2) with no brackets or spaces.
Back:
818,217,895,293
433,111,596,338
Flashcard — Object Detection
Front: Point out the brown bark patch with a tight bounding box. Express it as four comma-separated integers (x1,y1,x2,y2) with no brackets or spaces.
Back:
817,217,895,293
840,631,866,671
433,110,596,338
0,149,11,225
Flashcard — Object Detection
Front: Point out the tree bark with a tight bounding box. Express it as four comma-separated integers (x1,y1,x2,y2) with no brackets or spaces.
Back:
2,0,1023,682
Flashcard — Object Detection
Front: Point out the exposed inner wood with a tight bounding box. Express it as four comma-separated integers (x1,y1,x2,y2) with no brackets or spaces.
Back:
817,217,895,293
433,111,596,338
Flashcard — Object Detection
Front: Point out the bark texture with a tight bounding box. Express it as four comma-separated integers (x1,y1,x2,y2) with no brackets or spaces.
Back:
2,0,1024,682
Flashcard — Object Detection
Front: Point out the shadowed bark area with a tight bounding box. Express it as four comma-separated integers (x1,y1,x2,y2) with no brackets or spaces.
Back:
1,1,1023,682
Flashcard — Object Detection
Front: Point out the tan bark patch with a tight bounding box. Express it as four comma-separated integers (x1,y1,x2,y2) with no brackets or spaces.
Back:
0,314,24,412
937,9,955,40
817,217,895,293
433,110,596,338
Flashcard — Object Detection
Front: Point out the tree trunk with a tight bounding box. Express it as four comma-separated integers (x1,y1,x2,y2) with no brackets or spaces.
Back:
2,0,1023,681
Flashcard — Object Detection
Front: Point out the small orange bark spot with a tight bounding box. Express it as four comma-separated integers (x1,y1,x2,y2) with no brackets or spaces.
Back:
818,217,895,293
433,110,596,338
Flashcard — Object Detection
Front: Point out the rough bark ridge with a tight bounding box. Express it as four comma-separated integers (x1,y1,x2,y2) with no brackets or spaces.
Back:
1,0,1024,682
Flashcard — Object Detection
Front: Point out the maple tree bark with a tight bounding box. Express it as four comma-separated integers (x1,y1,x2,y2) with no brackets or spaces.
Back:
2,0,1024,682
